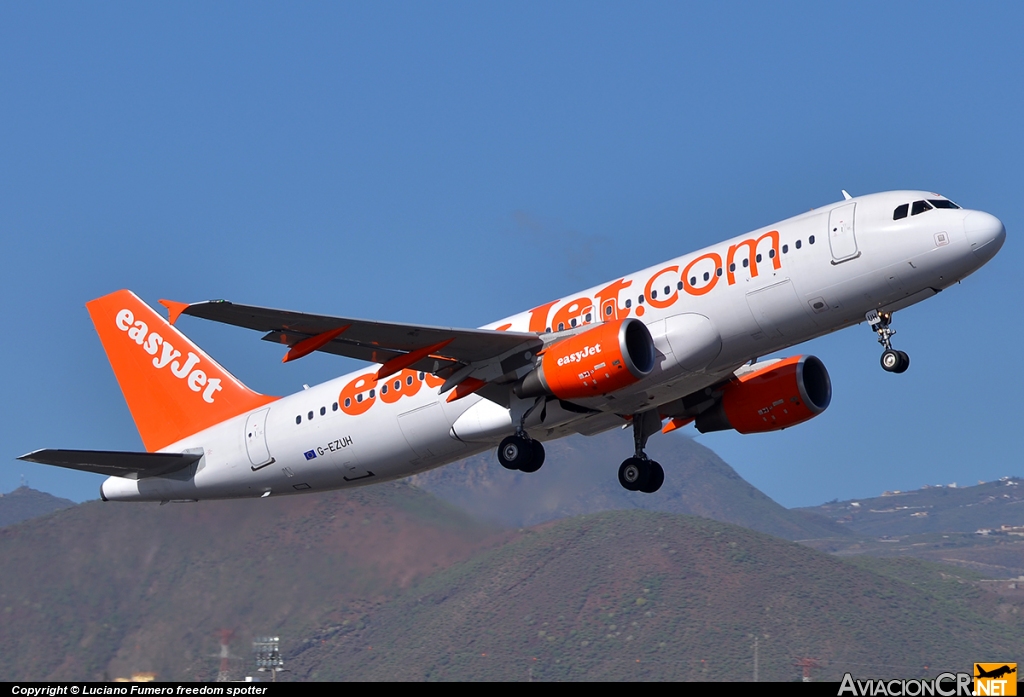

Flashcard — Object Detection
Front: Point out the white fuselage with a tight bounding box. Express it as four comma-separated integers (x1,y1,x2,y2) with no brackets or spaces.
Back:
100,191,1005,502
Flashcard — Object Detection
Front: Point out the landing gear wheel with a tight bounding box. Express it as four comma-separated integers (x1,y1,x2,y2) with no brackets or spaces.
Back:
498,435,531,471
880,349,901,372
639,461,664,494
894,350,910,374
880,349,910,373
519,439,546,473
618,457,649,492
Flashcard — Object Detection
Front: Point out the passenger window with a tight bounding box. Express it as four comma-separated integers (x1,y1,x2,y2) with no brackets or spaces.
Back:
782,244,789,254
381,384,388,395
677,281,684,290
769,249,776,259
756,254,762,263
625,299,632,309
605,305,613,316
893,204,909,220
809,235,815,244
295,415,301,425
308,411,314,420
570,318,577,327
663,285,670,295
716,268,722,277
638,295,645,304
729,263,736,272
911,200,933,216
796,240,802,249
651,290,657,299
742,258,749,268
332,402,338,411
320,406,326,416
689,276,697,286
703,272,709,282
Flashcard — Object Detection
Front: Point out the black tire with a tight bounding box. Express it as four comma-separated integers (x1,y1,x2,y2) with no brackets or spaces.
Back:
618,458,649,492
894,350,910,374
498,435,531,471
640,460,664,494
880,349,901,372
519,439,546,473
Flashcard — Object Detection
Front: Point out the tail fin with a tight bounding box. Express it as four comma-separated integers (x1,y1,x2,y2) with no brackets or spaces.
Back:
87,289,277,452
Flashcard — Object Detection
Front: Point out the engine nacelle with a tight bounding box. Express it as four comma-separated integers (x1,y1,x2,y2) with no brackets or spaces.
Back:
695,355,832,434
515,318,656,400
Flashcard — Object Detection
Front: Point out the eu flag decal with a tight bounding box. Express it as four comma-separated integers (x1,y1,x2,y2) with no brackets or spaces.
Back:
304,450,317,460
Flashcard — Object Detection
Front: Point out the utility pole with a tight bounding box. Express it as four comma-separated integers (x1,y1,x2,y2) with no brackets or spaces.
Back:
753,637,759,682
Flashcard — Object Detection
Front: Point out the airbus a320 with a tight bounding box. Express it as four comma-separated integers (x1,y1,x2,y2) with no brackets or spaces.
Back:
20,191,1005,501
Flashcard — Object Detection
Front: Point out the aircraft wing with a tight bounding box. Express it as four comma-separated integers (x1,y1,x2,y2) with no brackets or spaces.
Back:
166,299,543,397
18,449,202,479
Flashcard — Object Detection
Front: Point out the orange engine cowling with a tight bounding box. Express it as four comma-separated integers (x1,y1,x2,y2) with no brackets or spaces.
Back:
695,355,832,434
514,318,656,400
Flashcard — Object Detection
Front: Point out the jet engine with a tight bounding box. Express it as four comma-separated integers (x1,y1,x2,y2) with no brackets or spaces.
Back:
695,355,832,434
515,318,656,400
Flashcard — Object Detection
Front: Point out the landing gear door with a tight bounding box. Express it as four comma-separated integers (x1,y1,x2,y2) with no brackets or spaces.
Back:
244,408,273,468
828,203,860,263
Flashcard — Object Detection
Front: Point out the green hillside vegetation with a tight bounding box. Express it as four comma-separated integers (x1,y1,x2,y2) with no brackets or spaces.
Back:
287,511,1021,682
0,483,500,681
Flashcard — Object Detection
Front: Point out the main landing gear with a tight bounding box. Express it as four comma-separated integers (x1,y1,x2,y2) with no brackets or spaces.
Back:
867,310,910,374
618,411,664,494
497,433,545,473
496,398,546,473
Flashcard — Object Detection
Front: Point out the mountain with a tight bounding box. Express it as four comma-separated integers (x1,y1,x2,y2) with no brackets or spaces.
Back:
796,478,1024,536
410,428,849,542
796,478,1024,577
285,510,1021,681
0,482,500,681
0,486,75,528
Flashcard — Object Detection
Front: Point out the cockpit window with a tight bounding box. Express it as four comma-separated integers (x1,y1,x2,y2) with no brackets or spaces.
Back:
893,204,909,220
928,199,960,209
911,200,933,216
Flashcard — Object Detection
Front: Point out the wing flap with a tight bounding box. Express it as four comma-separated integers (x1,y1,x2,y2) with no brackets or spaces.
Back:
18,449,202,479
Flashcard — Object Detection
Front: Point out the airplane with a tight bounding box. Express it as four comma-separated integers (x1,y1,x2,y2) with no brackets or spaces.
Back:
19,190,1005,502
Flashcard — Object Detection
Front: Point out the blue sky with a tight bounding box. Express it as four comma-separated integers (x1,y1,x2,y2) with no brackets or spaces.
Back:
2,3,1021,507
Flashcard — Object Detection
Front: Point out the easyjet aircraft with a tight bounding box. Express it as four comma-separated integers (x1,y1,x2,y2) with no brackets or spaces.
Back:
21,191,1005,501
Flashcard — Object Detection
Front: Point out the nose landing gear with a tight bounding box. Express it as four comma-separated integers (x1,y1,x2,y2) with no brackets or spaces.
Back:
867,310,910,374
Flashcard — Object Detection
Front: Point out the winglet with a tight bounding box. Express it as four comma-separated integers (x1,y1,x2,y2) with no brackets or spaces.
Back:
841,189,853,201
282,326,350,363
158,299,191,326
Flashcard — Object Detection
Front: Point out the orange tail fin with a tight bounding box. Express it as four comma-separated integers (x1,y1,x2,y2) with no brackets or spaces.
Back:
86,290,277,452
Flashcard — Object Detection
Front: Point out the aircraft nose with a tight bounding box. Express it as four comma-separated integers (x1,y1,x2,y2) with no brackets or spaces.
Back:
964,211,1006,263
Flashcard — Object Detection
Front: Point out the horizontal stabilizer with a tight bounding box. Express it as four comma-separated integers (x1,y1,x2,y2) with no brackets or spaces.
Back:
18,449,202,479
